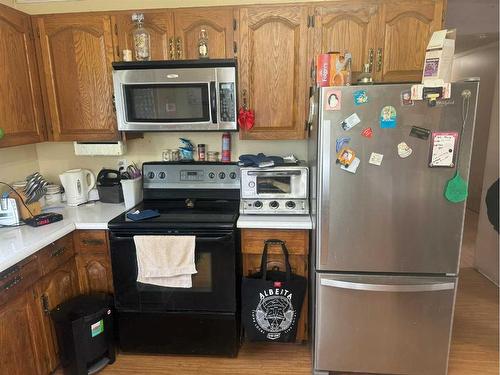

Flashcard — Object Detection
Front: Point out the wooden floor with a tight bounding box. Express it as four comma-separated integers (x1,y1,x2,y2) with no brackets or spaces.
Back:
95,268,498,375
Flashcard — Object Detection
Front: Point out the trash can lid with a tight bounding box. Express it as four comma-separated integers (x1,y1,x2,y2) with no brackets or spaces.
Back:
51,293,113,322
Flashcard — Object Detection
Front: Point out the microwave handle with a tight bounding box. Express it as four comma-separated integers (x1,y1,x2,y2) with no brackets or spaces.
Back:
210,81,217,124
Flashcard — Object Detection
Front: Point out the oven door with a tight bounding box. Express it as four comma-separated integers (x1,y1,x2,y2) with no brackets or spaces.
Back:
109,229,237,313
241,169,309,199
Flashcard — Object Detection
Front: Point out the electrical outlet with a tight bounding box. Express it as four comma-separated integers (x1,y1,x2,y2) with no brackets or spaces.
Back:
117,159,128,171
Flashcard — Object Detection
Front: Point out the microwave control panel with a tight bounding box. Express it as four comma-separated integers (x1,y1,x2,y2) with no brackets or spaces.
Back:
219,83,235,122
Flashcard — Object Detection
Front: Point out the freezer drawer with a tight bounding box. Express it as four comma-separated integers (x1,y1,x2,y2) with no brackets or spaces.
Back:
314,273,456,375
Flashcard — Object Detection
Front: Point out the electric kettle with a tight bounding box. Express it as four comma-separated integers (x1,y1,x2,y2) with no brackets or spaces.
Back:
59,169,96,206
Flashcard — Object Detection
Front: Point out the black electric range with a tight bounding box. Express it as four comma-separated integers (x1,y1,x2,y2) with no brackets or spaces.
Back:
108,162,242,357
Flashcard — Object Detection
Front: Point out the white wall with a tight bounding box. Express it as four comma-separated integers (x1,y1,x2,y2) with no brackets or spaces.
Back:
0,144,40,192
474,72,499,285
452,42,499,212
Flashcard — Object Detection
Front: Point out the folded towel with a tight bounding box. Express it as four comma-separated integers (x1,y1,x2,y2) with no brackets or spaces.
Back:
134,235,197,288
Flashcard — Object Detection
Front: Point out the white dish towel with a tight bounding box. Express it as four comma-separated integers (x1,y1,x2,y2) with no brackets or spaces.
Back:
134,235,197,288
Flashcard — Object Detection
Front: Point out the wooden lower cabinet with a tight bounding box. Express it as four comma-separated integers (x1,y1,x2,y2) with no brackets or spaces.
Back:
35,257,80,373
241,228,309,342
0,289,46,375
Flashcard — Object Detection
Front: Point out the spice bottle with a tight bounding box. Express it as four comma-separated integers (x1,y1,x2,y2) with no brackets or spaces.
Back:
198,144,206,161
132,13,151,61
221,132,231,163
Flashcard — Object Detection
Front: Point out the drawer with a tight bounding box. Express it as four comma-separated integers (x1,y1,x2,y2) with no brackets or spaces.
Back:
0,256,41,307
74,230,108,255
38,234,74,275
241,229,309,255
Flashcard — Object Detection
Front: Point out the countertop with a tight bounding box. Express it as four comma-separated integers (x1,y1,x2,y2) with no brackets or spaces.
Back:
237,214,312,230
0,202,126,273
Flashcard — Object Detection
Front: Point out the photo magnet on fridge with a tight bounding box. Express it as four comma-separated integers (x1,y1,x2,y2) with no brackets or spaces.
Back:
353,90,369,105
336,147,356,167
380,106,397,128
401,90,414,106
325,89,342,111
340,113,361,131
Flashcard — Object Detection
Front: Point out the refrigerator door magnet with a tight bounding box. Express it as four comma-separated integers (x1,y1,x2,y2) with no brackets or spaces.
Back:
325,89,342,111
340,113,361,131
409,126,431,140
397,142,413,158
336,147,356,167
341,157,360,174
361,127,373,138
368,152,384,166
380,106,397,128
336,136,351,153
429,132,459,167
353,90,368,105
401,90,414,106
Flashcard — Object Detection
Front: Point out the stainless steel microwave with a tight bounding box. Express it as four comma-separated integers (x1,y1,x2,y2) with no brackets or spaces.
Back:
112,59,237,131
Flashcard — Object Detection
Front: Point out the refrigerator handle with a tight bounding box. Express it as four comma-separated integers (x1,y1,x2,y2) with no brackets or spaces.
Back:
320,278,455,292
318,117,332,267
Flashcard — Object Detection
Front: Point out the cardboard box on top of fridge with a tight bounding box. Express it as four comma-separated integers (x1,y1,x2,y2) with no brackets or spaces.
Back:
316,53,350,87
422,29,456,86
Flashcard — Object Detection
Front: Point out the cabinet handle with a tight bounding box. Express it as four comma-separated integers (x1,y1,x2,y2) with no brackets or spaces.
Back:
377,48,383,72
82,238,105,246
176,37,182,59
41,294,50,314
111,95,116,112
50,246,66,258
368,48,374,73
169,37,175,60
2,275,23,292
0,265,20,280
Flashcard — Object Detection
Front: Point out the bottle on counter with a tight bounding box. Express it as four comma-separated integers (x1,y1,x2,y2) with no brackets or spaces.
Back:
221,132,231,163
132,13,151,61
198,144,206,161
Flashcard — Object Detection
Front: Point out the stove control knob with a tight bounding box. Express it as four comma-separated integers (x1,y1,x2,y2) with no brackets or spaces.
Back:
269,201,279,209
219,172,226,179
158,172,166,179
208,172,216,179
285,201,296,209
254,201,263,209
229,172,237,180
147,171,155,179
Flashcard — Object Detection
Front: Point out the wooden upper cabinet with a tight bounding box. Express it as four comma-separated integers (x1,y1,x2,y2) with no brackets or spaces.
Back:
35,14,118,141
239,6,309,140
378,0,444,82
314,2,381,81
173,8,235,60
0,4,45,148
114,11,174,60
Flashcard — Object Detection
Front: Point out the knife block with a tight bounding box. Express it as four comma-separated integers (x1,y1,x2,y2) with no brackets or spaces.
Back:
9,190,42,219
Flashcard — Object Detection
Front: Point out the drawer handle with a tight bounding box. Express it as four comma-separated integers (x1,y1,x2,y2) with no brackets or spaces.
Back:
50,246,66,258
41,294,50,314
82,238,105,246
0,265,20,280
2,275,23,292
320,278,455,292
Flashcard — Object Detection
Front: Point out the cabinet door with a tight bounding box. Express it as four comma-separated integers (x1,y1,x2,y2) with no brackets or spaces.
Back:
76,253,114,294
378,0,444,82
173,8,235,60
239,6,309,140
314,2,381,81
36,258,79,372
0,4,45,148
113,11,174,60
0,290,45,375
35,14,118,141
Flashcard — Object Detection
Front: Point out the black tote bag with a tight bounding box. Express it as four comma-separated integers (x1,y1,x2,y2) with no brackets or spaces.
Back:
241,239,307,342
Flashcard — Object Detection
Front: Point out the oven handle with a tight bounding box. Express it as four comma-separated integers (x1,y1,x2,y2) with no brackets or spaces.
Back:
247,171,302,176
110,233,234,242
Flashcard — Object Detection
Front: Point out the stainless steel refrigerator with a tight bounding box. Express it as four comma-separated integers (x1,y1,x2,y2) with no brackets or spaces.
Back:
308,81,479,375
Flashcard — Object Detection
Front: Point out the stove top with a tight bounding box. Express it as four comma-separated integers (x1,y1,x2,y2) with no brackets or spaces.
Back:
108,199,239,231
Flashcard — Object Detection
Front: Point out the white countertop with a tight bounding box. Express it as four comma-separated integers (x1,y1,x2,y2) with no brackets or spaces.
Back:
0,202,126,273
237,214,312,230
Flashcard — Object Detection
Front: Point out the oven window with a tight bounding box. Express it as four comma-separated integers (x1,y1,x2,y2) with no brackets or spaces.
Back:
256,176,291,194
124,83,210,122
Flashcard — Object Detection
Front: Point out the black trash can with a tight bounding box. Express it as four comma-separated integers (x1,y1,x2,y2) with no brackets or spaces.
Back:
51,293,116,375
